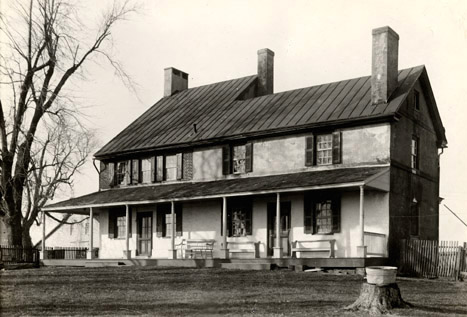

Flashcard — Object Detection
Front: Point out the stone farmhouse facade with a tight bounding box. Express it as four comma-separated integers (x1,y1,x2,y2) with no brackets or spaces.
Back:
42,26,446,264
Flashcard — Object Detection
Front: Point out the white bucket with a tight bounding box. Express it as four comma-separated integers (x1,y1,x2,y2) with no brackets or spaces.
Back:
365,266,397,286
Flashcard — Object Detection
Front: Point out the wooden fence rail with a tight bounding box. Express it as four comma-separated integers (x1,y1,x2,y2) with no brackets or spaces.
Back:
399,240,466,280
0,245,40,266
37,246,89,259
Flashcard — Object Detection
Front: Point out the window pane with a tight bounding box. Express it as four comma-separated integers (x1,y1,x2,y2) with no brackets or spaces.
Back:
116,161,127,185
316,135,332,165
232,209,247,237
117,216,126,238
315,200,333,233
165,213,176,237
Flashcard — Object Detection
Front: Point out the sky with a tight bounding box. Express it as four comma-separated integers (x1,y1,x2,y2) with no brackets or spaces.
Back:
46,0,467,242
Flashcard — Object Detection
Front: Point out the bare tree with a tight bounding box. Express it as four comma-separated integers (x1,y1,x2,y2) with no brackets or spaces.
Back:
0,0,135,246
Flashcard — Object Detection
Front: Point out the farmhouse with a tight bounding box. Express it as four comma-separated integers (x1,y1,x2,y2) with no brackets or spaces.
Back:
41,26,446,267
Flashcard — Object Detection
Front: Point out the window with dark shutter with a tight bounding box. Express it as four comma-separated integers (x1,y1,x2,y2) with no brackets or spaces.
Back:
305,136,314,166
310,194,341,234
175,203,183,236
222,145,231,175
245,143,253,173
332,131,342,164
303,194,313,234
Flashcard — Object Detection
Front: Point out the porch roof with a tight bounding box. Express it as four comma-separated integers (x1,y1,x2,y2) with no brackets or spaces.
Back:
43,166,389,212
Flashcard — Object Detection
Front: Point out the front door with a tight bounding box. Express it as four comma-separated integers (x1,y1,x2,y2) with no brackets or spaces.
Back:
137,212,153,256
267,201,291,256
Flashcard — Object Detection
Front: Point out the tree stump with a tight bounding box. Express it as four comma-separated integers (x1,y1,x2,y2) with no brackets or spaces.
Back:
344,282,412,315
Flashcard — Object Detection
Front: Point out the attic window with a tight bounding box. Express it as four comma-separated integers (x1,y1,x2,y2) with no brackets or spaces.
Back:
182,73,188,80
414,90,420,111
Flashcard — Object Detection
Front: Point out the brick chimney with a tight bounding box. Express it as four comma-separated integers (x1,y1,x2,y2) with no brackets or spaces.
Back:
371,26,399,104
164,67,188,97
257,48,274,96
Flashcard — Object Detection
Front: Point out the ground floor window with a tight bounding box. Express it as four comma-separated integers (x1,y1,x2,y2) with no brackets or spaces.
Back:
108,207,131,239
226,198,252,237
156,203,183,237
304,192,340,234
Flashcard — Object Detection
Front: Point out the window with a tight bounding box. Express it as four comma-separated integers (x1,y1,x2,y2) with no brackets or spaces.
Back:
233,145,246,174
84,222,89,235
411,136,419,169
410,203,420,236
304,192,340,234
156,203,183,237
305,132,341,166
115,161,128,185
108,207,131,239
69,224,74,236
156,153,183,181
226,198,252,237
222,143,253,175
414,90,420,111
316,134,333,165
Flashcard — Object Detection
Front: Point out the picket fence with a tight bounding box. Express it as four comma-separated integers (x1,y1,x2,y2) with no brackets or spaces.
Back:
399,239,467,280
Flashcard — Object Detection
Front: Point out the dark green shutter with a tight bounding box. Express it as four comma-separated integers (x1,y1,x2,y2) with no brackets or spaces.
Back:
176,153,183,180
245,143,253,173
332,131,342,164
151,157,156,183
304,194,313,234
108,211,115,238
305,135,314,166
222,145,231,175
156,208,164,237
131,159,139,184
128,207,132,235
175,203,183,236
227,204,232,237
245,200,253,235
332,196,341,233
182,151,193,180
112,162,117,186
156,156,164,182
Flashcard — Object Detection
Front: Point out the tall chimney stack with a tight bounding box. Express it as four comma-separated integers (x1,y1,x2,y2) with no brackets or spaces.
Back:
257,48,274,96
371,26,399,104
164,67,188,97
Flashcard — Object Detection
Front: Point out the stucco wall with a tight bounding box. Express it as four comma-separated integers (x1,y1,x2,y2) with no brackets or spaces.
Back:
97,191,388,259
192,123,390,181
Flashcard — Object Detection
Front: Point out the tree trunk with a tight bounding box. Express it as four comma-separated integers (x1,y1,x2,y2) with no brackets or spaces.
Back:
344,282,411,315
4,211,23,246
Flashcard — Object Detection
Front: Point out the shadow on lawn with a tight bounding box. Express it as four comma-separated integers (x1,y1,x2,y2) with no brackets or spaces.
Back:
412,304,467,315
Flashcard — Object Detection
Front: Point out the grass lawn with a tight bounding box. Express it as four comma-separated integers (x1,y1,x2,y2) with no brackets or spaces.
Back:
1,266,466,316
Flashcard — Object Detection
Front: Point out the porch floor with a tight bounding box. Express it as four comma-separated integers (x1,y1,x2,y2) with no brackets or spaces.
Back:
41,257,388,269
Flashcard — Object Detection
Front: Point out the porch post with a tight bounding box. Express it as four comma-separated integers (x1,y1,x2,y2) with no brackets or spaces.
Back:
220,196,229,259
273,192,283,258
357,185,367,258
40,211,47,259
168,201,177,259
87,207,95,259
124,205,131,259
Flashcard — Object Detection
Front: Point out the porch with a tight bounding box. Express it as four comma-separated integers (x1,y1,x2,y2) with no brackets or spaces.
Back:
40,166,390,265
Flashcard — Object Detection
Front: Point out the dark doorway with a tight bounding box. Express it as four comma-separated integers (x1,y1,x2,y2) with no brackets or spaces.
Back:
267,201,291,256
137,212,153,256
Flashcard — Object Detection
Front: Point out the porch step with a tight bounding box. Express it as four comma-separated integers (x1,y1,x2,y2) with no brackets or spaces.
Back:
221,262,272,271
85,261,125,267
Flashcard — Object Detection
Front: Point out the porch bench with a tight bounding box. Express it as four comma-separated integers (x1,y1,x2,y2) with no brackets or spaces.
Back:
291,239,336,258
181,239,216,259
227,241,260,258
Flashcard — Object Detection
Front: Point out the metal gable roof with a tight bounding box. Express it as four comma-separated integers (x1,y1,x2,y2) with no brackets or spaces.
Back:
95,66,426,159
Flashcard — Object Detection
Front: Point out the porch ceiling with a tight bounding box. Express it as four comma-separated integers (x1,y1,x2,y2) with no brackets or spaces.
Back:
43,166,389,212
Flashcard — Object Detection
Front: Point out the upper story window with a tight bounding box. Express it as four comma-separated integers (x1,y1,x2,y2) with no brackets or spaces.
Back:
111,152,192,187
305,132,341,166
411,136,419,170
222,143,253,175
414,90,420,111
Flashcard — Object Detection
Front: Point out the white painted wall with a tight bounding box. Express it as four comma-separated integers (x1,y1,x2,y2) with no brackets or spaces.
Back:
97,190,389,259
